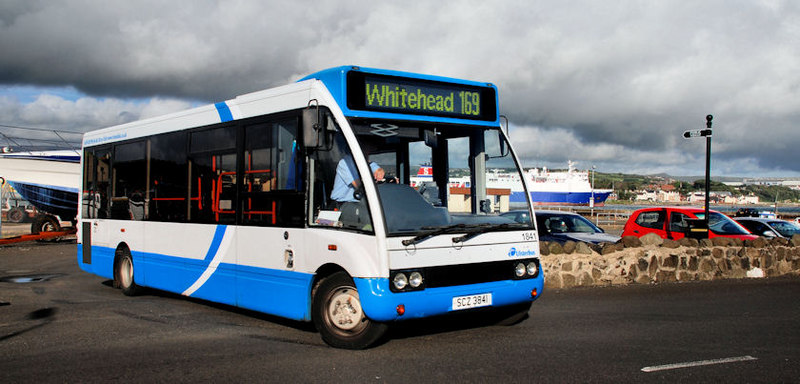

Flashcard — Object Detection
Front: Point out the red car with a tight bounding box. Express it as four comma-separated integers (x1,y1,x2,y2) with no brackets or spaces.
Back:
622,207,758,241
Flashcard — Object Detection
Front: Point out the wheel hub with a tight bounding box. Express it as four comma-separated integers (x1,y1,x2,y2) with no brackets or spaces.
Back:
327,288,363,331
120,258,133,288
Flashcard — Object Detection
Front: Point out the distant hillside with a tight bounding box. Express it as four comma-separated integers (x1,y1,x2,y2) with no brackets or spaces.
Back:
592,172,800,203
665,175,747,183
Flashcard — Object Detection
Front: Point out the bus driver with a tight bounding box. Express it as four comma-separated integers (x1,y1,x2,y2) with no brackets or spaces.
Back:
331,155,384,228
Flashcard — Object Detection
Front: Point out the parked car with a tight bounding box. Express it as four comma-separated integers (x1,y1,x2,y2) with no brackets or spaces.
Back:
734,217,800,239
499,210,532,225
621,207,758,241
733,208,776,219
501,210,620,244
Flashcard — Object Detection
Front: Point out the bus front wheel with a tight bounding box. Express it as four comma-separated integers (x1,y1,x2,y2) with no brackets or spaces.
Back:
312,272,387,349
114,249,141,296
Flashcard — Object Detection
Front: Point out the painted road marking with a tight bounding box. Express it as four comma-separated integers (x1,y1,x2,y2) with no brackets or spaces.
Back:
641,356,758,373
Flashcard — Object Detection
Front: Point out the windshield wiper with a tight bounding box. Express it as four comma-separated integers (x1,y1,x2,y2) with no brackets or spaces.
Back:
451,223,521,244
401,224,467,247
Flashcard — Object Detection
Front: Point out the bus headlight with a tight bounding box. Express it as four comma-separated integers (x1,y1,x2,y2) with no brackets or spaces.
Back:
390,270,425,292
409,272,423,288
393,273,408,290
514,263,526,277
527,261,538,276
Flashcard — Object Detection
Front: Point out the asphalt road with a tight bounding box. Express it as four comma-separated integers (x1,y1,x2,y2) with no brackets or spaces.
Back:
1,241,798,383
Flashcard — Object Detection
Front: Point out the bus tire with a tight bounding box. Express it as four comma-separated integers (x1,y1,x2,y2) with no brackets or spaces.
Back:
115,249,140,296
312,271,387,349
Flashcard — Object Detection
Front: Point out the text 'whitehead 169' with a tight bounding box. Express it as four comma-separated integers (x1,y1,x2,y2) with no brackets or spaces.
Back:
365,81,480,116
347,72,496,121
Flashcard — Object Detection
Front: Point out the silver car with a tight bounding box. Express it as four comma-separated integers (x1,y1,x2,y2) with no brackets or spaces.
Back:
734,217,800,238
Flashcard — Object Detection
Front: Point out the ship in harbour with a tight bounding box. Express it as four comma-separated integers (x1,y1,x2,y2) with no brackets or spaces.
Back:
509,161,613,206
412,161,613,206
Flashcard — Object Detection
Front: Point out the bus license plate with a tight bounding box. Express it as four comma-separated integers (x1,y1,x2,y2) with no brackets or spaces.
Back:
452,293,492,311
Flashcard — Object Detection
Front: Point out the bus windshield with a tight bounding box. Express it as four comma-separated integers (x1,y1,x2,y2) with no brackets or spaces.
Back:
348,119,530,236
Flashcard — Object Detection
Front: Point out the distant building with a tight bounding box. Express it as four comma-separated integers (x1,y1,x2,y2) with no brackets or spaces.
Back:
660,191,682,203
739,195,760,204
448,187,510,213
687,192,705,204
782,180,800,191
743,179,782,186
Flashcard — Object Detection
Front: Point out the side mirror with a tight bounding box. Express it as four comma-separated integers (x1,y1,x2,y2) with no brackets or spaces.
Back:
479,199,492,213
762,230,777,238
303,101,328,148
424,129,438,149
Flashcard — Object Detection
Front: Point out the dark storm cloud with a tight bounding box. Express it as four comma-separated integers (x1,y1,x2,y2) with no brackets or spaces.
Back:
0,0,336,100
0,0,798,176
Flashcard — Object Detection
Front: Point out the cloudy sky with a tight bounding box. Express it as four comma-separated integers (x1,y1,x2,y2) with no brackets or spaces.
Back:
1,0,798,178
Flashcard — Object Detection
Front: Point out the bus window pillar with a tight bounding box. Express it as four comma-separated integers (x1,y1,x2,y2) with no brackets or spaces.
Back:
431,138,448,208
470,133,487,214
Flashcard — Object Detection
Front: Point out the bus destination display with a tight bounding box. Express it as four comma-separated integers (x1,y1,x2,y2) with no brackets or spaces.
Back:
347,73,496,121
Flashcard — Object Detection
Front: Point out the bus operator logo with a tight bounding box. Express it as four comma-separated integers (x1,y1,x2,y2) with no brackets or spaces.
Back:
508,247,536,257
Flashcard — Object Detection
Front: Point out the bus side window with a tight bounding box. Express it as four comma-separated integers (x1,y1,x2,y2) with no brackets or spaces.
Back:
241,118,304,227
189,126,237,224
148,131,188,222
111,141,146,220
82,147,111,219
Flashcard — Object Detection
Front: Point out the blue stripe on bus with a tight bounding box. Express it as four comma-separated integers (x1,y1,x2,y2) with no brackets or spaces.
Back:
77,244,314,321
214,102,233,122
202,225,227,262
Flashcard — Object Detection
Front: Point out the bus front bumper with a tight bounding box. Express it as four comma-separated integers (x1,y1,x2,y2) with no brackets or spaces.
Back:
353,276,544,322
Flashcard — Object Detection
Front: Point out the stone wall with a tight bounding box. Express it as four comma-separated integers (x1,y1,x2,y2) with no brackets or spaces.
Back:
540,233,800,289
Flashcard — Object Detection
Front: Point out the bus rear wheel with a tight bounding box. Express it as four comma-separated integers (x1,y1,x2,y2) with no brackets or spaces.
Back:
114,250,140,296
312,272,387,349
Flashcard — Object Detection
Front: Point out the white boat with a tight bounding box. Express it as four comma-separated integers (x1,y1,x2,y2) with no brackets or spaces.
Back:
0,150,80,221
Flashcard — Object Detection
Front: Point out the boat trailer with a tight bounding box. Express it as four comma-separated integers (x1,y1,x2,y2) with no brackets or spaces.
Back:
0,227,77,245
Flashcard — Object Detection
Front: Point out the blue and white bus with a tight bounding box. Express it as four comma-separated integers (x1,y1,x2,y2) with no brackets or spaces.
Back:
77,66,543,349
